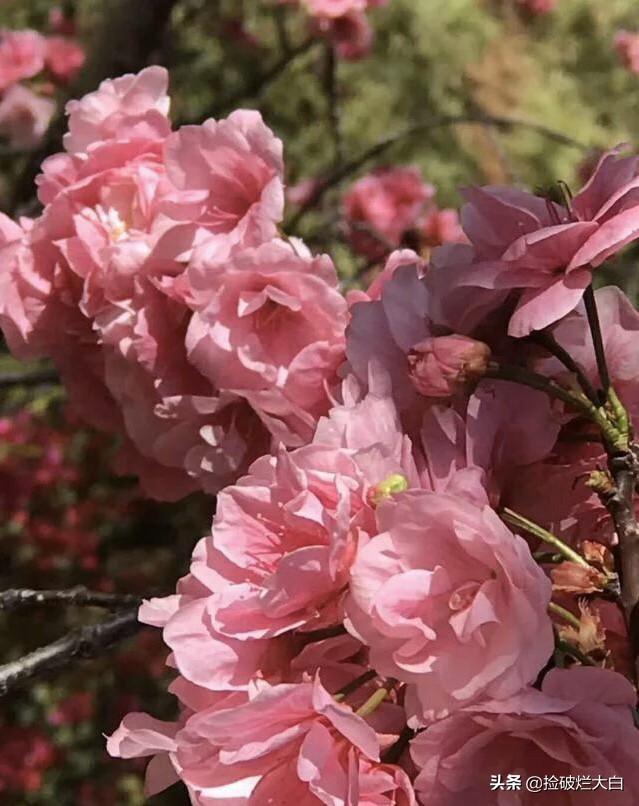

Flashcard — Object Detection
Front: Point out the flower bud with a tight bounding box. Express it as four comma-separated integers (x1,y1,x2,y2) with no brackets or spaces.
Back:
366,473,409,507
407,335,491,398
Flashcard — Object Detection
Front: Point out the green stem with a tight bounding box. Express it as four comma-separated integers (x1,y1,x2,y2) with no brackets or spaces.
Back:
501,508,591,567
548,601,581,630
356,686,390,718
334,669,377,701
555,639,596,667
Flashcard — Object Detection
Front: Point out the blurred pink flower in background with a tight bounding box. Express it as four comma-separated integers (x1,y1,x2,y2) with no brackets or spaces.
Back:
44,35,85,82
344,166,434,260
615,30,639,74
0,84,55,149
0,29,46,91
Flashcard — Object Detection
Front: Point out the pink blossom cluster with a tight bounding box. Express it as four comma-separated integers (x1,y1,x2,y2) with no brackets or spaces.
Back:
0,407,139,574
3,65,639,802
0,726,58,795
0,67,348,500
342,166,465,262
281,0,388,60
0,26,85,150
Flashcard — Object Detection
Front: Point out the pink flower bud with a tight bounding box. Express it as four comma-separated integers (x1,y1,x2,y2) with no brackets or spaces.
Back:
407,335,491,398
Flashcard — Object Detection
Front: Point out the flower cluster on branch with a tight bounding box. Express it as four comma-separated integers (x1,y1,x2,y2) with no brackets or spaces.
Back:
4,64,639,804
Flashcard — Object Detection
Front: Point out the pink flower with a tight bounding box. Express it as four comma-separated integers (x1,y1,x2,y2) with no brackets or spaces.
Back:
420,207,465,248
45,36,85,83
411,667,639,805
347,261,432,421
49,7,77,37
316,9,374,60
107,681,246,800
164,109,284,248
186,238,348,446
615,31,639,74
176,679,415,805
406,335,491,399
62,65,171,154
304,0,368,15
286,176,324,207
0,66,295,499
517,0,557,15
428,147,639,337
0,84,55,149
0,30,46,92
0,727,58,794
146,441,374,690
343,168,434,260
345,491,554,720
346,249,425,305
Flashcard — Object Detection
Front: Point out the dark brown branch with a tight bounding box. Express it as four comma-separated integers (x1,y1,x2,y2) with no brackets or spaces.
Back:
381,726,415,764
285,114,589,231
607,451,639,675
0,369,59,390
0,587,142,612
0,610,142,697
335,669,377,699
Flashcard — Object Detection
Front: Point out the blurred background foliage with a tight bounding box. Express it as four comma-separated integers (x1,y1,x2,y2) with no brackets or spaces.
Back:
1,0,639,803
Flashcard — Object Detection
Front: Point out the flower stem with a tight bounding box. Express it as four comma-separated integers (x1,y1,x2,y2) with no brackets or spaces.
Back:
356,685,390,718
555,639,596,667
548,601,581,630
334,669,377,701
501,507,591,567
583,284,610,397
485,362,592,413
529,329,600,406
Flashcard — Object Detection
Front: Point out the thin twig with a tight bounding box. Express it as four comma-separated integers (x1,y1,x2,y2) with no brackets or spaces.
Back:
194,36,317,122
0,587,142,612
324,44,343,167
335,669,377,699
0,369,59,390
529,329,600,406
381,726,414,764
555,639,597,667
583,284,610,398
484,362,591,413
501,507,591,567
285,114,589,231
0,610,142,697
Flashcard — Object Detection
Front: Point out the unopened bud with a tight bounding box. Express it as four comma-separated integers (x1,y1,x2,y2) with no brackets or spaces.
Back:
367,473,409,507
407,335,491,398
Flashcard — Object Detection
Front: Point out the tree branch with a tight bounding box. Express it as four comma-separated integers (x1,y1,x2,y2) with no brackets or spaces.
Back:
0,587,142,612
0,610,142,697
285,114,589,231
607,451,639,675
193,36,317,123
